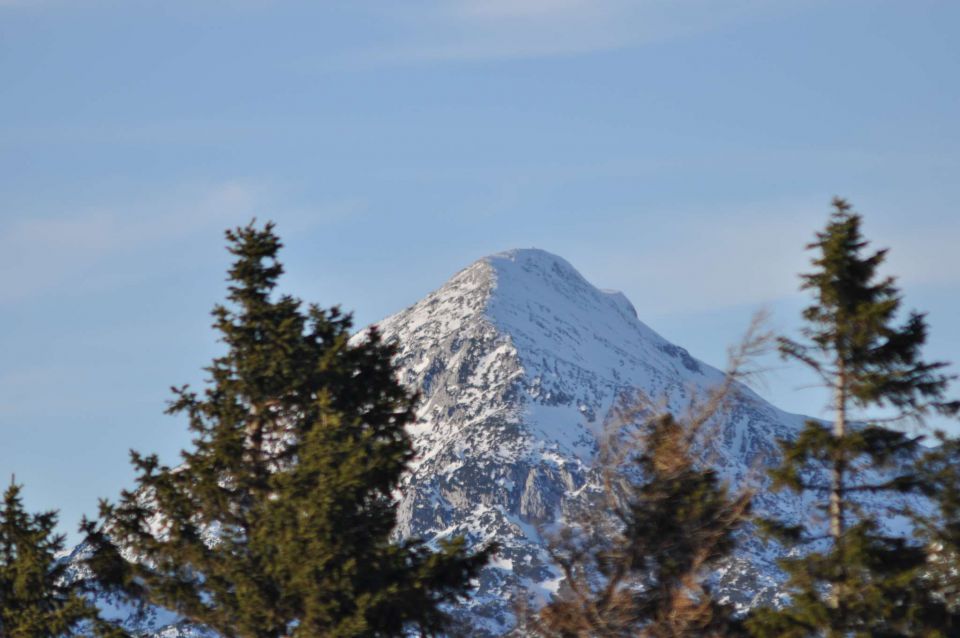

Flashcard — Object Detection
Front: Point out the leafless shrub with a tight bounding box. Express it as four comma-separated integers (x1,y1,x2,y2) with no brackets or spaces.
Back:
514,313,772,638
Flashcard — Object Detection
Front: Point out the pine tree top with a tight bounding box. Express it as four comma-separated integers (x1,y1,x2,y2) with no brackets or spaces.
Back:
782,197,958,420
1,480,116,637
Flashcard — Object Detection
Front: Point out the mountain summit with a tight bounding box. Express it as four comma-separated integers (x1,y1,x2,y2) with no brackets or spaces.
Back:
371,248,805,634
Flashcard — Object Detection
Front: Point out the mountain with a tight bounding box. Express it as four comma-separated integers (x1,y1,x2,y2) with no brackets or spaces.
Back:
370,248,810,634
78,248,834,636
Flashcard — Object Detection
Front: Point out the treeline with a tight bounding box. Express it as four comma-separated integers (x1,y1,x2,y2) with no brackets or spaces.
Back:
2,200,959,637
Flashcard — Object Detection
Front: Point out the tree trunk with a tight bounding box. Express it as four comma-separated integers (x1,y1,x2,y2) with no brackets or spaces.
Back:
829,362,847,612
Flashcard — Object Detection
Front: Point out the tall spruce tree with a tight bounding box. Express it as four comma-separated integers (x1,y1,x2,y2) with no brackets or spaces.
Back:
748,198,960,637
83,222,491,638
1,480,119,637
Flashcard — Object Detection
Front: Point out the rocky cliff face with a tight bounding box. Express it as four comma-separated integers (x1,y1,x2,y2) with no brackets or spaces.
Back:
369,249,812,634
82,248,845,636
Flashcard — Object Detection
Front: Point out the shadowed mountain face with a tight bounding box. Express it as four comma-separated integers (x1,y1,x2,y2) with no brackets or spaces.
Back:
82,248,831,636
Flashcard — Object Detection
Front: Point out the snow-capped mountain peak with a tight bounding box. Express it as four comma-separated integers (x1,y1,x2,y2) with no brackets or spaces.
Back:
365,249,805,633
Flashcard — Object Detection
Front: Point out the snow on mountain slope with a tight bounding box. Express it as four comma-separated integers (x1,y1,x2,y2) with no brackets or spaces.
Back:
84,248,842,636
371,249,810,634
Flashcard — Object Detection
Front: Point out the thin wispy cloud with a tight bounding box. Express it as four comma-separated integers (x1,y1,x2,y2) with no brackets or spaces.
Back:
0,181,363,304
0,181,250,302
326,0,813,68
456,0,595,20
593,199,960,317
0,0,271,7
1,1,817,67
863,220,960,291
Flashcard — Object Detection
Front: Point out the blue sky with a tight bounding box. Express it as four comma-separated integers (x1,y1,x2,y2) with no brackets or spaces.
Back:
2,0,959,542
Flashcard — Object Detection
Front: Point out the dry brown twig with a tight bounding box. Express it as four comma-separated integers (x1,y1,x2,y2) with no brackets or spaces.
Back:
514,312,773,638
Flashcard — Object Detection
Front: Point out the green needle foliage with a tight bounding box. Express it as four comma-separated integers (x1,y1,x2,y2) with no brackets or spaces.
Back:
82,222,491,638
1,480,120,638
748,199,960,637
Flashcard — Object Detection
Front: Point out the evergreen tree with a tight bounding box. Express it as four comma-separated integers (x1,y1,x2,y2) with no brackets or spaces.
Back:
748,198,960,637
0,480,118,638
83,222,491,638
